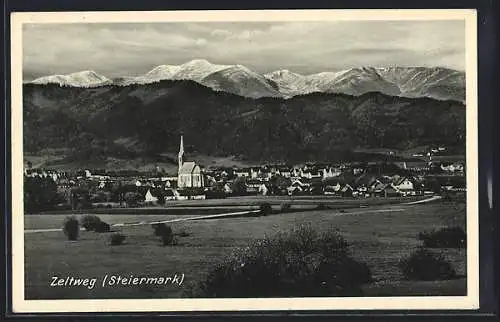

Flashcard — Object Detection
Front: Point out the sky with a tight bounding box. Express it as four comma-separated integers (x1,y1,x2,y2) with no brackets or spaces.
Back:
22,20,465,80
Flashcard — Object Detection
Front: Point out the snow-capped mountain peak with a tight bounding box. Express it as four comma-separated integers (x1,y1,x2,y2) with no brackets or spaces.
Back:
30,70,111,87
265,69,319,97
144,64,181,79
173,59,232,82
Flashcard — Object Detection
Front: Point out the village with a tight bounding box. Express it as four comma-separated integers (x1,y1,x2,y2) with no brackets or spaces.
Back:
23,136,466,212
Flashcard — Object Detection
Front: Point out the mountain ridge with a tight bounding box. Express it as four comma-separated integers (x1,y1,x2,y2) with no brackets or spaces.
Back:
26,60,466,102
23,79,466,163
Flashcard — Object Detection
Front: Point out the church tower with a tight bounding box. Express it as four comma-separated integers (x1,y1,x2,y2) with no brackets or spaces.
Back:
178,135,184,173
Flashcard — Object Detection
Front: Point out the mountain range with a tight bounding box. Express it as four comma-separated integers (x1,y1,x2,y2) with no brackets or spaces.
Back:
28,59,466,102
23,78,466,164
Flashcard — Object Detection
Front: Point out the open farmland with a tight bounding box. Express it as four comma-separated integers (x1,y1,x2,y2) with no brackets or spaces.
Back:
24,200,466,299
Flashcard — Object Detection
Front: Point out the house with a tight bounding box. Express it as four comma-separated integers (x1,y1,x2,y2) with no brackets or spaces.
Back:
340,184,354,197
356,184,369,194
290,178,310,188
287,185,304,195
397,161,430,172
353,168,364,176
250,168,261,179
258,170,272,181
246,179,264,194
392,177,415,196
381,184,403,197
354,174,378,189
234,168,251,178
298,169,308,179
144,189,159,203
274,167,292,178
258,184,269,196
441,162,464,173
164,189,176,201
370,180,387,196
324,182,341,195
221,183,232,194
291,168,301,178
286,178,307,195
177,135,204,189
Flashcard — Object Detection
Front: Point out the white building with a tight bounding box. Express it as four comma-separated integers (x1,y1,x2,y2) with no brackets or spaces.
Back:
177,135,204,189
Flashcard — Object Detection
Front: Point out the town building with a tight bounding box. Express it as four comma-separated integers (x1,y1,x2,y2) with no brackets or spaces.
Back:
177,135,204,189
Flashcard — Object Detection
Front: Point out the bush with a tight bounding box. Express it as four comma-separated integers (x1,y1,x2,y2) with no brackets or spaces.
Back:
177,228,190,237
399,248,457,281
418,226,466,248
259,203,272,216
280,203,292,213
95,221,111,233
62,216,79,241
152,223,169,236
109,233,126,246
186,224,372,298
81,215,102,231
152,223,175,246
124,192,143,207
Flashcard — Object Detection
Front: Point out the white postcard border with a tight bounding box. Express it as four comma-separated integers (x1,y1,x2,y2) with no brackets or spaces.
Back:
10,9,479,313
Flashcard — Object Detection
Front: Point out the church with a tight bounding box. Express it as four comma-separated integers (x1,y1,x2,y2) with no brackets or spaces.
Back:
177,135,204,189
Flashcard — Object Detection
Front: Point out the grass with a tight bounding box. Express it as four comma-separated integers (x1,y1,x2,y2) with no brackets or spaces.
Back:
24,201,466,299
31,195,427,217
139,195,427,208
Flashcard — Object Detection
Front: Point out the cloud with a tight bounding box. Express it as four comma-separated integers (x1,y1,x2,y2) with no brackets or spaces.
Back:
196,38,207,46
22,20,466,80
210,28,232,37
229,29,265,40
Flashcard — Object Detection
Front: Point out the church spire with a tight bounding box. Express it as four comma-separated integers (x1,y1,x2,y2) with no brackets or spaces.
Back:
178,134,184,172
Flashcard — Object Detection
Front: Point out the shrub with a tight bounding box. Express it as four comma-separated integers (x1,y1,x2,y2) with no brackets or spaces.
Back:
62,216,79,241
124,192,143,207
280,203,292,213
152,223,175,246
177,228,190,237
418,226,466,248
399,248,457,281
95,221,111,233
109,233,126,246
152,223,169,236
259,203,272,216
186,224,372,298
81,215,102,231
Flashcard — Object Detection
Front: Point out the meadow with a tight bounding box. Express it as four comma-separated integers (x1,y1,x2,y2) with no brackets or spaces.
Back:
24,200,466,299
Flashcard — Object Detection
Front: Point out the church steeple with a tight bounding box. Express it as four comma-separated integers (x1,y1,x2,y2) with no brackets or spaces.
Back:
178,134,184,172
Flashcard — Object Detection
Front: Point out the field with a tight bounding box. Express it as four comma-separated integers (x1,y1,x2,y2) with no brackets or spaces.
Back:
24,200,467,299
38,195,429,215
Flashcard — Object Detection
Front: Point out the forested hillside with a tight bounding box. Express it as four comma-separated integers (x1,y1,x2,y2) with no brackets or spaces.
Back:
23,80,466,163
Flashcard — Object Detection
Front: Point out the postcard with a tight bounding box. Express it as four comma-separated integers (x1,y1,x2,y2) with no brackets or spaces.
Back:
11,9,479,313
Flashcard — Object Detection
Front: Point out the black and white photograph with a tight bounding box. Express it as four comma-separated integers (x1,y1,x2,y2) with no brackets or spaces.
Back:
11,9,479,312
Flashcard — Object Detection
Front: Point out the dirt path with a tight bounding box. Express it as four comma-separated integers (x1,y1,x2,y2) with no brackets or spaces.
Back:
23,207,410,233
404,195,442,205
24,196,439,234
